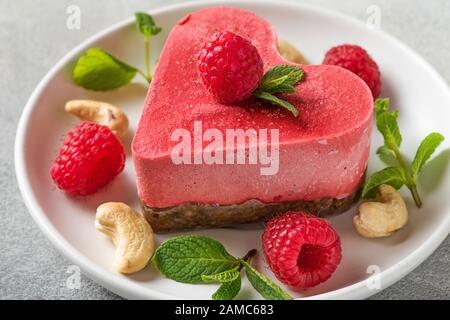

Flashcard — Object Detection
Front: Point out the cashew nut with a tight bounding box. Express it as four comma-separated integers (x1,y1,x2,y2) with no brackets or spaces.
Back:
277,39,306,64
65,100,129,140
353,184,408,238
95,202,155,274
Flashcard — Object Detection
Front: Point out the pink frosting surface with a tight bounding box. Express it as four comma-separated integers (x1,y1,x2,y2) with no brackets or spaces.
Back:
132,7,373,208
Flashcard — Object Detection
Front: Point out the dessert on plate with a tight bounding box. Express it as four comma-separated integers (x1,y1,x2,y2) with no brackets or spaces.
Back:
132,6,374,232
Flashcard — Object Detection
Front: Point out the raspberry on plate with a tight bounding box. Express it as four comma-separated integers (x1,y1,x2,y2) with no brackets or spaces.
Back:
198,31,264,103
50,121,126,196
323,44,381,99
262,212,342,289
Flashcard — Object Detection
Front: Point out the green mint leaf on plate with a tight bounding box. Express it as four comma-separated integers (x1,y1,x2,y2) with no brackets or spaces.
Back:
72,48,138,91
152,235,239,283
212,277,241,300
253,65,304,117
70,13,160,90
152,236,291,300
258,65,304,92
202,267,240,283
254,91,299,117
134,12,161,82
241,261,292,300
367,98,446,207
374,97,390,118
135,12,162,36
392,109,399,119
370,98,414,202
362,167,407,199
412,132,445,178
376,111,402,149
377,145,396,159
376,146,398,166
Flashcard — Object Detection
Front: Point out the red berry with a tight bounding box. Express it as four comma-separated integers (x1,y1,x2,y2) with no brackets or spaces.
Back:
262,212,342,289
198,31,264,103
50,121,126,196
323,44,381,98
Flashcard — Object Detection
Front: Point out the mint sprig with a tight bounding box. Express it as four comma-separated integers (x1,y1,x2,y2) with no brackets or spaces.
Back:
72,48,138,91
152,236,292,300
71,12,161,90
363,98,445,207
135,12,162,82
253,65,304,117
151,235,239,283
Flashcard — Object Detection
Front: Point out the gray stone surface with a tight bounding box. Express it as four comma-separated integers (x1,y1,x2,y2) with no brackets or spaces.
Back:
0,0,448,300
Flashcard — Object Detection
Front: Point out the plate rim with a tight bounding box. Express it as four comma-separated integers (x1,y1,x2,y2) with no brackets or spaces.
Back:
14,0,450,300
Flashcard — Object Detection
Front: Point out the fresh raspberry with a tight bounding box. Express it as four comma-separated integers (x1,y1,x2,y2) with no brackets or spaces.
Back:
262,212,342,288
198,31,264,103
50,121,126,196
323,44,381,98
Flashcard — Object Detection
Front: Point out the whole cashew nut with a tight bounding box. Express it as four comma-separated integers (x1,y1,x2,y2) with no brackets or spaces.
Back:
353,184,408,238
277,39,307,64
95,202,155,274
65,100,129,140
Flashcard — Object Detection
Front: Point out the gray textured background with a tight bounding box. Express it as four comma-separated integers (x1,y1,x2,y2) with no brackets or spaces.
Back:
1,0,449,300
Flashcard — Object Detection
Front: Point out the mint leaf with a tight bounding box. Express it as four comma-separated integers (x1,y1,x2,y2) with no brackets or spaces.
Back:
152,237,291,300
377,146,396,159
212,277,241,300
374,98,390,118
376,111,402,149
253,91,299,117
72,48,138,91
412,132,445,178
135,12,162,36
258,65,304,92
152,236,239,283
392,110,399,119
362,167,407,199
264,83,296,94
376,146,398,166
374,98,401,149
134,12,161,83
242,261,292,300
253,65,303,117
202,267,240,283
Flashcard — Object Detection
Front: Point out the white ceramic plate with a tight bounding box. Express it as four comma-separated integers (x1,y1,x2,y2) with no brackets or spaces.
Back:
15,0,450,300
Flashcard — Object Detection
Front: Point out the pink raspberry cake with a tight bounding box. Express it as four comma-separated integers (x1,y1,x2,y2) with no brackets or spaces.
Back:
132,7,373,232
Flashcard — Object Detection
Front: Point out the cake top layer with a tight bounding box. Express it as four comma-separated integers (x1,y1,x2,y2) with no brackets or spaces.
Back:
133,6,373,158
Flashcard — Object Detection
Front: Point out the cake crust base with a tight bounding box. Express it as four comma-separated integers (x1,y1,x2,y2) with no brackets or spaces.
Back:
141,181,363,232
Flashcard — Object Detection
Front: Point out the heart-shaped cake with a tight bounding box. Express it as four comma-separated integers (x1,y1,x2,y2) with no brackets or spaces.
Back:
132,7,373,231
